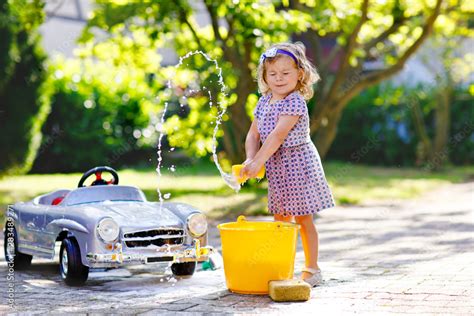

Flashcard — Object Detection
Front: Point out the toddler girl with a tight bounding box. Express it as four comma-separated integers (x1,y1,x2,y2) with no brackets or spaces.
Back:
241,42,336,286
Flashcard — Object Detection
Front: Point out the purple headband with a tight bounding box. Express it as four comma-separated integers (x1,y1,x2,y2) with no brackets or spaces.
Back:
259,48,299,66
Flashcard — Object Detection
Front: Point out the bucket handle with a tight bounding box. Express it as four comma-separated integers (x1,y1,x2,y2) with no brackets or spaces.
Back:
236,215,290,230
237,215,246,223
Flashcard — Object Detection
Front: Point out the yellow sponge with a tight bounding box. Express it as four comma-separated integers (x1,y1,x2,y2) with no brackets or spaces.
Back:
232,164,265,184
268,279,311,302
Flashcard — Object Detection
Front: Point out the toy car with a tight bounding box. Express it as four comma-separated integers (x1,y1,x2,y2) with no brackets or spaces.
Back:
3,166,214,286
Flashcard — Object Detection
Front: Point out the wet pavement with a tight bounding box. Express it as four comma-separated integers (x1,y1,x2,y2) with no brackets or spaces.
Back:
1,182,473,315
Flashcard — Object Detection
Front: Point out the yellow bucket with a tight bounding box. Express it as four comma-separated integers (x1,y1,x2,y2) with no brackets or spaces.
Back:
217,215,299,294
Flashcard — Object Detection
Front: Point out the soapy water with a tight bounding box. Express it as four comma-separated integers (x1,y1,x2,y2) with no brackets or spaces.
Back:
156,50,241,206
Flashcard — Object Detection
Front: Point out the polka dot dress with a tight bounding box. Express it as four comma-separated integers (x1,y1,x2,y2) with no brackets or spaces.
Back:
254,92,336,216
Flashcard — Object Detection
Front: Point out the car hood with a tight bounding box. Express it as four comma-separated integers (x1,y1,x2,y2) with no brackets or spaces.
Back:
80,202,183,229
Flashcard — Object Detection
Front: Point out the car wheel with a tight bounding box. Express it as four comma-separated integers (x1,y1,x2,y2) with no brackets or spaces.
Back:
3,225,32,270
171,261,196,277
59,237,89,286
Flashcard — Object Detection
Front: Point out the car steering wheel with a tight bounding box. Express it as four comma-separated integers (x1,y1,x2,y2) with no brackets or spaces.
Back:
78,166,119,188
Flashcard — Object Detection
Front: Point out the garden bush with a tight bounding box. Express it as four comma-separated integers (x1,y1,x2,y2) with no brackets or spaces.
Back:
327,83,473,166
31,59,155,173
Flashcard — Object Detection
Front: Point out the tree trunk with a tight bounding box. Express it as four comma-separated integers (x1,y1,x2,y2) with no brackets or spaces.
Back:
221,120,239,163
410,98,432,166
226,86,252,163
312,107,344,159
306,0,443,160
429,85,452,170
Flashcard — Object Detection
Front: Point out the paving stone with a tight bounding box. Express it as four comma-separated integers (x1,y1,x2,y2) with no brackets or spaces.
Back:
155,303,199,311
184,304,231,313
138,310,201,316
0,182,472,314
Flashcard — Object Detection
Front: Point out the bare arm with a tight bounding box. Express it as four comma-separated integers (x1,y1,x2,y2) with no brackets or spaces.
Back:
245,119,260,160
242,115,300,178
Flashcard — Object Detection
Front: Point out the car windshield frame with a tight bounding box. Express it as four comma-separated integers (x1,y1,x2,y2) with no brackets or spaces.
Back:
61,185,147,206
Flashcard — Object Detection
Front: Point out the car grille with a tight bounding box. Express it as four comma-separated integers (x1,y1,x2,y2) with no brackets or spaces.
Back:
123,228,185,248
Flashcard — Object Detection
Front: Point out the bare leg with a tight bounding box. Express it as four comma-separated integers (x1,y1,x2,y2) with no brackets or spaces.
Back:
274,213,294,223
295,214,320,279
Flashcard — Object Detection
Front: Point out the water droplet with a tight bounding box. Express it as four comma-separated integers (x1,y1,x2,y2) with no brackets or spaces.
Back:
164,193,171,199
169,165,176,172
170,147,175,151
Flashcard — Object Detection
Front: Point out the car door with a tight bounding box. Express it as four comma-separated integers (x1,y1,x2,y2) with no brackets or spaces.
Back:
17,203,48,256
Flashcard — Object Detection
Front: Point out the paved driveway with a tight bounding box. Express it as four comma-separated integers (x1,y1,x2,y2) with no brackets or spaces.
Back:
1,182,472,315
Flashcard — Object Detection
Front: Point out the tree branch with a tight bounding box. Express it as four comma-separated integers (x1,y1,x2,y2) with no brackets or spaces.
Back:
288,1,323,69
307,34,323,73
225,15,235,42
243,40,252,76
324,0,370,104
334,0,443,110
363,16,407,53
362,0,409,53
320,43,341,73
174,2,204,50
203,1,241,68
203,1,224,43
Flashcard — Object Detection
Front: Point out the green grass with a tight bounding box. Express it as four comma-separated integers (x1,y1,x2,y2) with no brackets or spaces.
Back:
1,161,473,223
325,161,474,204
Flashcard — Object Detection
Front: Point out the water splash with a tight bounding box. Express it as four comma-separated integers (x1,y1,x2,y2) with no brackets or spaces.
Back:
156,96,170,206
155,50,241,201
178,51,241,191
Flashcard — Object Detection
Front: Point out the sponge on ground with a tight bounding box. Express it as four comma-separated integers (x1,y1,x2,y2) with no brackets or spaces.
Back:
269,279,311,302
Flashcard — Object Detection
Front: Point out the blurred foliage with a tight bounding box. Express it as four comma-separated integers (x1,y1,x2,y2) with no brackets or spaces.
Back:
0,0,50,176
413,20,474,170
80,0,311,162
3,0,473,175
327,83,474,166
31,58,156,172
78,0,473,164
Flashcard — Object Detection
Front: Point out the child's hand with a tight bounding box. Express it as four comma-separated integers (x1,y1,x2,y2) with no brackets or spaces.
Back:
241,159,264,179
242,158,253,165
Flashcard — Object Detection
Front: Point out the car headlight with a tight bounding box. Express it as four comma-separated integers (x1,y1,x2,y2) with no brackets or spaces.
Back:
187,213,207,237
96,218,120,242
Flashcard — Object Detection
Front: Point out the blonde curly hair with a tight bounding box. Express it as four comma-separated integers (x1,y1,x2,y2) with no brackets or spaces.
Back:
257,42,320,100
